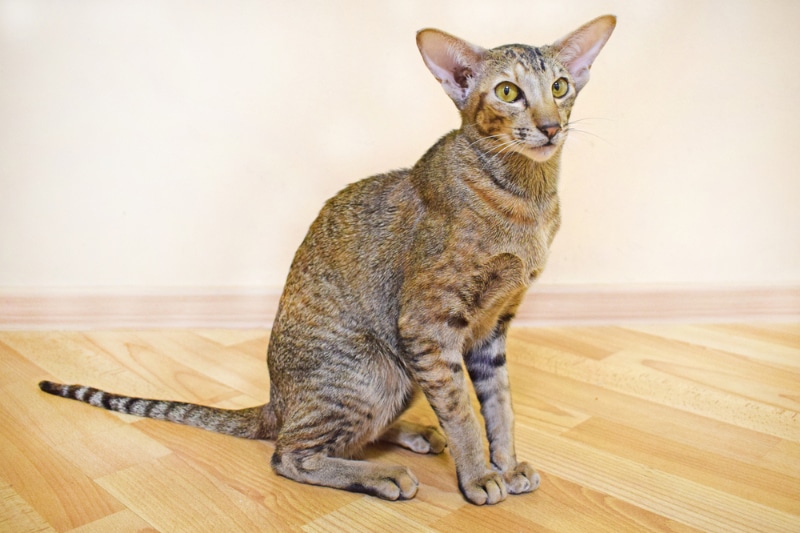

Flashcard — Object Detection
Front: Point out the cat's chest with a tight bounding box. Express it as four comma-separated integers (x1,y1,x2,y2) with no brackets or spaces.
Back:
474,194,561,277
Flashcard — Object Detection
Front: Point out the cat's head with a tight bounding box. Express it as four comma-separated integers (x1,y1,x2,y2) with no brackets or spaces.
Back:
417,16,616,163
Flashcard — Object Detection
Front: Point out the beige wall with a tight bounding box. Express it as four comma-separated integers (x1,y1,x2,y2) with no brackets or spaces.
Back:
2,0,799,293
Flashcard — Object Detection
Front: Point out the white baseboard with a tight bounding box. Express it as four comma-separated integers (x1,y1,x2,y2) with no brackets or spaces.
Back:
515,284,800,326
1,285,798,330
0,289,281,330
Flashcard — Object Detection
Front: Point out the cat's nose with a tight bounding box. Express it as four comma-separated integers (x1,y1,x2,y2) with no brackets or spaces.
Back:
538,123,561,140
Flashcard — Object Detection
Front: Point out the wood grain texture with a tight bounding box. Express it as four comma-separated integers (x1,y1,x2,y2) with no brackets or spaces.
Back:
1,324,798,532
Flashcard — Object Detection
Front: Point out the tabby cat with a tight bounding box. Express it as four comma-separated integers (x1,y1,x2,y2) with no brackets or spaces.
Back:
40,15,616,505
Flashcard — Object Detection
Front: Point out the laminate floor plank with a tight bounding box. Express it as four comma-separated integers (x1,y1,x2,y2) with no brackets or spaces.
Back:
1,324,797,532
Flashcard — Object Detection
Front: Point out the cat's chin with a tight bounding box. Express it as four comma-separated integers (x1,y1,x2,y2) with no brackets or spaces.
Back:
520,143,559,163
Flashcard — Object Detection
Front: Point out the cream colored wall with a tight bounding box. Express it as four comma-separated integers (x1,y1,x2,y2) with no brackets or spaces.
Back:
1,0,799,292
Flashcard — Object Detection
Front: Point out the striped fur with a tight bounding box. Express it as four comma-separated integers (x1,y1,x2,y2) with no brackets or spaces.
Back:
38,380,275,439
38,16,615,506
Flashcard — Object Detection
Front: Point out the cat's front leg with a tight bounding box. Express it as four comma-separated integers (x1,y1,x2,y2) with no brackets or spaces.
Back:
400,331,507,505
466,327,540,495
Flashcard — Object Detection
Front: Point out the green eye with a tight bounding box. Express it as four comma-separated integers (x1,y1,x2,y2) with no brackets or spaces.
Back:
495,82,520,102
552,77,569,98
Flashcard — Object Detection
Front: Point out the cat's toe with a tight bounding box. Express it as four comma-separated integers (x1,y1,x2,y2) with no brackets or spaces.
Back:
405,426,446,454
459,471,508,505
381,422,446,454
384,467,419,500
395,468,420,499
352,466,419,500
422,426,446,454
503,462,540,494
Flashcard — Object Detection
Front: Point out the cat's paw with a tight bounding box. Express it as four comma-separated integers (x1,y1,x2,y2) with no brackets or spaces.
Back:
459,471,508,505
414,426,446,454
502,461,540,494
381,421,447,454
382,466,420,500
350,466,419,501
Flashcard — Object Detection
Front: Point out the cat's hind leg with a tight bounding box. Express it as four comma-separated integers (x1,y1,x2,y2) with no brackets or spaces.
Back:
268,354,421,500
380,420,446,454
271,444,419,500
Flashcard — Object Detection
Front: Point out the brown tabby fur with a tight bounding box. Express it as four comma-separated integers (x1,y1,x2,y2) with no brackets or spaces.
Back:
39,15,616,505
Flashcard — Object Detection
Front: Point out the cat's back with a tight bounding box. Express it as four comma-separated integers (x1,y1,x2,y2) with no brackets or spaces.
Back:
300,168,418,268
270,168,419,340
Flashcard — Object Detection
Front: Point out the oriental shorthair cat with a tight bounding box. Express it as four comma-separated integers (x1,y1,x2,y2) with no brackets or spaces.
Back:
40,15,616,505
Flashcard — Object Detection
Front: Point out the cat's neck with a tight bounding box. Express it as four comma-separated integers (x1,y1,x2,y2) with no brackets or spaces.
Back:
459,125,561,201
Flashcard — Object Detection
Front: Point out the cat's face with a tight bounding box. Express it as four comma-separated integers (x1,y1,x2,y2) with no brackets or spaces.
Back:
417,16,616,164
465,45,578,163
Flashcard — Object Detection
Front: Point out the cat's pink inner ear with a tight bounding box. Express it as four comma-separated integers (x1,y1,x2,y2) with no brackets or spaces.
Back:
416,29,485,106
553,15,616,92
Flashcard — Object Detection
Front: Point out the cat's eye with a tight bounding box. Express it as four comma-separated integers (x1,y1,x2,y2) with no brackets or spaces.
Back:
495,82,520,103
551,78,569,98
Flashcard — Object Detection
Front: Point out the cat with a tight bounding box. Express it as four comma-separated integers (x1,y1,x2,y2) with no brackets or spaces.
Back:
39,15,616,505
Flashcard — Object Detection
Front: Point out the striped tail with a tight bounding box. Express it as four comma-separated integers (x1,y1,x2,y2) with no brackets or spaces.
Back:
39,380,276,440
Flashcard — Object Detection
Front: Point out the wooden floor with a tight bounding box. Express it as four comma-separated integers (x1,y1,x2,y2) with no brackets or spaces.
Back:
1,324,798,532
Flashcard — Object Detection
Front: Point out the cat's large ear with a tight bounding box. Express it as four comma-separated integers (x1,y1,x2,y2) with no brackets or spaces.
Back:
552,15,616,92
417,29,486,108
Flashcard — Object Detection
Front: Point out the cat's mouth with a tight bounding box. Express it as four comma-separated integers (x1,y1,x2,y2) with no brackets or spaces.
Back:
485,133,561,163
521,142,559,163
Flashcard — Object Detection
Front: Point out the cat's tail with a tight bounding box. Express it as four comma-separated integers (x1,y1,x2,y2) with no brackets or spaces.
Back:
38,380,278,440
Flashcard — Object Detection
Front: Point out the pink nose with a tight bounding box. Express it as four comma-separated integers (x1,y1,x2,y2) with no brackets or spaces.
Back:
538,124,561,140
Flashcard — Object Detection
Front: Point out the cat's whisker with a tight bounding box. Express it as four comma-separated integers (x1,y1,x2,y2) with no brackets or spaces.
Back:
564,117,614,144
467,134,507,149
491,137,525,152
491,140,522,154
564,126,612,146
469,133,506,147
488,140,530,168
566,116,614,126
485,140,523,165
